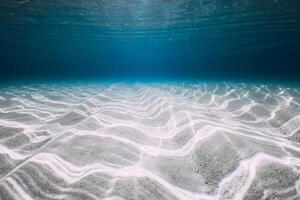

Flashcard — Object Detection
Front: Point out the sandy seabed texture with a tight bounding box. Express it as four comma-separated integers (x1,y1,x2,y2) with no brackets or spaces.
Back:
0,82,300,200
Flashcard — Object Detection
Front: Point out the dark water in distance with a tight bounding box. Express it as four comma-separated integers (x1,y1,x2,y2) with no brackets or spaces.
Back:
0,0,300,81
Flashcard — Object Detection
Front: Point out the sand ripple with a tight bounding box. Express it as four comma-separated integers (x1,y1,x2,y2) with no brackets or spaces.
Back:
0,82,300,200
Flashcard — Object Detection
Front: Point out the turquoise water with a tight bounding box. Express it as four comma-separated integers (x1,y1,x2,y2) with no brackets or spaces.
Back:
0,0,300,81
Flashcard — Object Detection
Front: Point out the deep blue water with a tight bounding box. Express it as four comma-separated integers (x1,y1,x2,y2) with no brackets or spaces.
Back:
0,0,300,81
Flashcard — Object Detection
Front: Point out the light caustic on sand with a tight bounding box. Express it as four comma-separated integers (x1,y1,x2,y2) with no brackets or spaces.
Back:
0,83,300,200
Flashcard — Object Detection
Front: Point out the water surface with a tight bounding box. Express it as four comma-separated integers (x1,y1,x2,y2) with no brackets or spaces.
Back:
0,0,300,80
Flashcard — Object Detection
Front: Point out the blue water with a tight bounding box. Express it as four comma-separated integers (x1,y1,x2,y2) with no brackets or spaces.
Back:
0,0,300,81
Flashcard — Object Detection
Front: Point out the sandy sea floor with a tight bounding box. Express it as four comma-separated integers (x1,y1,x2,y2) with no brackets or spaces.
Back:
0,82,300,200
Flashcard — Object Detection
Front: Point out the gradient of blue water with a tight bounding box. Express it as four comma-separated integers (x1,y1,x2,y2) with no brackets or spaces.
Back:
0,0,300,81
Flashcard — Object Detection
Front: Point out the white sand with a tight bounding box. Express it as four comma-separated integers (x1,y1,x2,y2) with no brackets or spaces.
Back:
0,82,300,200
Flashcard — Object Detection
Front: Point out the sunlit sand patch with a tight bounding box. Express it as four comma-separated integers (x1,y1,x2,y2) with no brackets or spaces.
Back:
0,82,299,200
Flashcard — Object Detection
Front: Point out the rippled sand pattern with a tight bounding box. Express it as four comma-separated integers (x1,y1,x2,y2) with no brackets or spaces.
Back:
0,82,300,200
